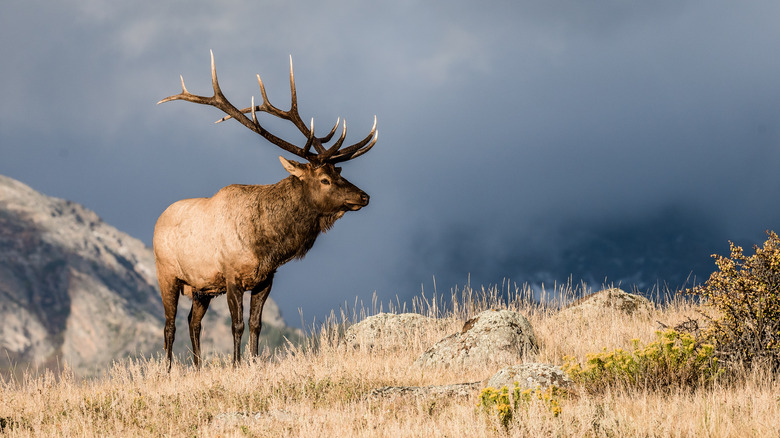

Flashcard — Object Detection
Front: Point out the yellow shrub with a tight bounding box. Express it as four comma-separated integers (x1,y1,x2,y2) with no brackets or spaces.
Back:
563,329,721,393
686,231,780,371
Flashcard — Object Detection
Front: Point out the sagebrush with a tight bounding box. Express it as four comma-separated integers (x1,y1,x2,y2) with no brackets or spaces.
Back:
687,230,780,371
563,329,721,393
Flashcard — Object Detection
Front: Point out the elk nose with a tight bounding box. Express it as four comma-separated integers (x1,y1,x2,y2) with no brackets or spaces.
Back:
360,192,370,205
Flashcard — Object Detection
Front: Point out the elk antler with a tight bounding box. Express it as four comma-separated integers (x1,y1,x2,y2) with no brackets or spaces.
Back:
158,51,378,164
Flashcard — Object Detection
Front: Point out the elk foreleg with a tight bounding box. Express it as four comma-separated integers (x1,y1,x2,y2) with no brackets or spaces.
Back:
225,281,245,365
248,273,275,357
188,293,213,369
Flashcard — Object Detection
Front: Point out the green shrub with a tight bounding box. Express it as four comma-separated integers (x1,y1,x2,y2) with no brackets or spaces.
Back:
686,231,780,371
563,329,721,393
477,383,564,429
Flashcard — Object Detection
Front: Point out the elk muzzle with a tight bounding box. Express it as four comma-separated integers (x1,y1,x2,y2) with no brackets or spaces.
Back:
345,191,370,211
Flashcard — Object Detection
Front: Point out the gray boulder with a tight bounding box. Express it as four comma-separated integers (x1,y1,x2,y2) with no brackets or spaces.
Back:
414,309,537,369
485,363,573,391
343,312,446,350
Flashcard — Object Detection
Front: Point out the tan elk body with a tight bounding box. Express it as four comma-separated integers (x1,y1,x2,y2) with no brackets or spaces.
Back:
154,52,377,369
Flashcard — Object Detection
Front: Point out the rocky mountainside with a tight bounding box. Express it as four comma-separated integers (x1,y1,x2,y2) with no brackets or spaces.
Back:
0,174,296,377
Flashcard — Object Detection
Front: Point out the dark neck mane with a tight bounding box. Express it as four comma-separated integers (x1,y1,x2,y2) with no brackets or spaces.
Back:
248,177,344,264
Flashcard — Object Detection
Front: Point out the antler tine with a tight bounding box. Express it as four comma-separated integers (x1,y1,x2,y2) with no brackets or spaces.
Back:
209,50,223,99
331,129,378,163
320,118,341,143
328,116,378,163
215,73,284,123
179,75,189,94
286,55,325,154
157,76,185,105
288,55,298,113
255,75,280,116
157,51,224,107
302,118,316,155
218,74,286,122
346,130,379,159
321,119,348,160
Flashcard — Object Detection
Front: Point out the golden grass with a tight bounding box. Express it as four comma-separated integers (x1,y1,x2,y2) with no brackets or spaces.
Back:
1,283,779,437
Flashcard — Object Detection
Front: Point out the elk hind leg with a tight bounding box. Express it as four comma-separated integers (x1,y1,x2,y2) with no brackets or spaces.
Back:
248,273,274,357
225,281,245,366
188,293,213,369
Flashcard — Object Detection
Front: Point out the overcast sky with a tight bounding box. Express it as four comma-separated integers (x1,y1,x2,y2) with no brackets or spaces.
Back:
2,1,780,327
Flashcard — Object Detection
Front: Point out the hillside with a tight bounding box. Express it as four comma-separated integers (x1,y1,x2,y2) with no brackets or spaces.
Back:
0,174,298,377
0,285,777,436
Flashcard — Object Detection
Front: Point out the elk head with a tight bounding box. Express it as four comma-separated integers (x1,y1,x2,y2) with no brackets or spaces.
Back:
279,156,370,214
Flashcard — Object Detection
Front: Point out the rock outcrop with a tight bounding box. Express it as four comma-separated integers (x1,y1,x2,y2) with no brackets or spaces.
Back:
343,312,448,350
414,309,537,369
485,363,573,391
560,287,652,318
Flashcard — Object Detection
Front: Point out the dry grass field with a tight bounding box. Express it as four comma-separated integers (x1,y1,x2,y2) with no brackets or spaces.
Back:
1,284,778,437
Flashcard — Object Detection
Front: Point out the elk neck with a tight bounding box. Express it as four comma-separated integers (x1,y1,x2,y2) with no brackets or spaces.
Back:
241,176,344,263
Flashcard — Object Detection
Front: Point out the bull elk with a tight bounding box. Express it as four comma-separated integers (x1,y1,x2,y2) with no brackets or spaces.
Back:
154,51,377,369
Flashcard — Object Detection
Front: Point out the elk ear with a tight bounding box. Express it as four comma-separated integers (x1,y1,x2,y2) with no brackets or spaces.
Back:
279,156,306,178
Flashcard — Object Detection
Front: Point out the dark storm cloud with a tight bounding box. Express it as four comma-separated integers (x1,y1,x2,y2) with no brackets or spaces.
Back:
2,1,780,326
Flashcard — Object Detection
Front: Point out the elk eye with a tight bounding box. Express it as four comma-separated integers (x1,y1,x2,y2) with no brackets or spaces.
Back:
320,178,331,185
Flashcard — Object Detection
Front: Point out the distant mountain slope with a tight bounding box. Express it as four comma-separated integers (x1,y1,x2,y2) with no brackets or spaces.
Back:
0,174,297,377
407,205,739,299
